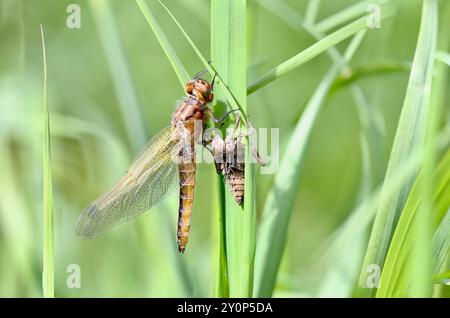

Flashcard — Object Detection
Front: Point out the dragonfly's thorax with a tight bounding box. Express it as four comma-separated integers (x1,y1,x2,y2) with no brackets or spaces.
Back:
171,78,214,127
171,98,207,127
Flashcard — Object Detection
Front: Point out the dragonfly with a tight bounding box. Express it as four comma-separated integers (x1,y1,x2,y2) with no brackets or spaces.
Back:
204,118,265,205
76,69,237,253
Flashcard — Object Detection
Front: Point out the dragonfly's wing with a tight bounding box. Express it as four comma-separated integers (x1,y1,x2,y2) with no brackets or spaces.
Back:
76,126,183,239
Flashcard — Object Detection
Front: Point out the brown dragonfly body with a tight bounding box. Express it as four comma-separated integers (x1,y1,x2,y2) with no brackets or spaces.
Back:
171,79,213,252
76,76,214,253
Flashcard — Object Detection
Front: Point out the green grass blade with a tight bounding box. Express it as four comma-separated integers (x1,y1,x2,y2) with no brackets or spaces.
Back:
40,24,54,298
304,0,321,26
434,269,450,285
433,208,450,275
330,61,411,94
431,1,450,224
135,0,190,86
411,0,443,297
316,87,379,297
247,4,394,95
212,178,229,297
254,31,366,297
315,123,450,287
314,0,388,33
211,0,254,298
435,51,450,67
360,0,439,293
376,0,448,297
256,0,344,68
352,85,385,192
375,150,450,298
255,0,304,31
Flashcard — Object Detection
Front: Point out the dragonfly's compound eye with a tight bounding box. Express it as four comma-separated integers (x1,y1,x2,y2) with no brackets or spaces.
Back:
185,81,195,95
194,80,212,100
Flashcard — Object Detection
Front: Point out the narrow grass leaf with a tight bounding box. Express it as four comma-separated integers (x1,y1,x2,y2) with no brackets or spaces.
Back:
255,0,343,70
435,51,450,67
433,208,450,274
411,0,442,297
330,61,411,94
360,0,439,292
247,4,394,95
255,0,304,31
212,178,229,297
312,124,450,295
40,25,54,298
314,0,389,33
211,0,254,298
316,85,383,297
376,0,448,297
304,0,321,26
376,150,450,297
254,32,366,297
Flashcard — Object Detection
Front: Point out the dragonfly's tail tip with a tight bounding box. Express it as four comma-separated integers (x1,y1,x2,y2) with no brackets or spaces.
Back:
178,245,186,254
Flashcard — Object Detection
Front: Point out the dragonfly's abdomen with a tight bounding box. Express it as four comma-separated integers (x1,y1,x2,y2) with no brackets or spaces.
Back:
227,167,245,205
177,158,195,253
174,103,205,253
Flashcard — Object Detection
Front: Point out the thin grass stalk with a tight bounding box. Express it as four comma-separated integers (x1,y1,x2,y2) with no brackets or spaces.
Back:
211,0,254,297
247,2,394,95
212,177,229,297
435,51,450,67
304,0,321,26
314,0,389,33
40,25,54,298
255,0,347,74
411,0,439,297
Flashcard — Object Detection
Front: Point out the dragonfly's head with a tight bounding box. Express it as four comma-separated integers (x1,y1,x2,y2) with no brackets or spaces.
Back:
185,78,214,104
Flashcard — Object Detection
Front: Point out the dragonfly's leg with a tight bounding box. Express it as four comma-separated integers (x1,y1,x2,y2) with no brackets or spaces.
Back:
252,148,266,166
236,118,266,166
211,73,217,93
208,108,240,124
230,117,242,138
201,135,225,175
201,136,212,151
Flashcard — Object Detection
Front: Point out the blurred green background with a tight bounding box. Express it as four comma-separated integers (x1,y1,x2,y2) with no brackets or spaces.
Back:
0,0,448,297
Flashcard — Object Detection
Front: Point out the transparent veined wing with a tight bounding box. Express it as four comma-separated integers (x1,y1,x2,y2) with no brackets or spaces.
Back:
76,126,183,239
